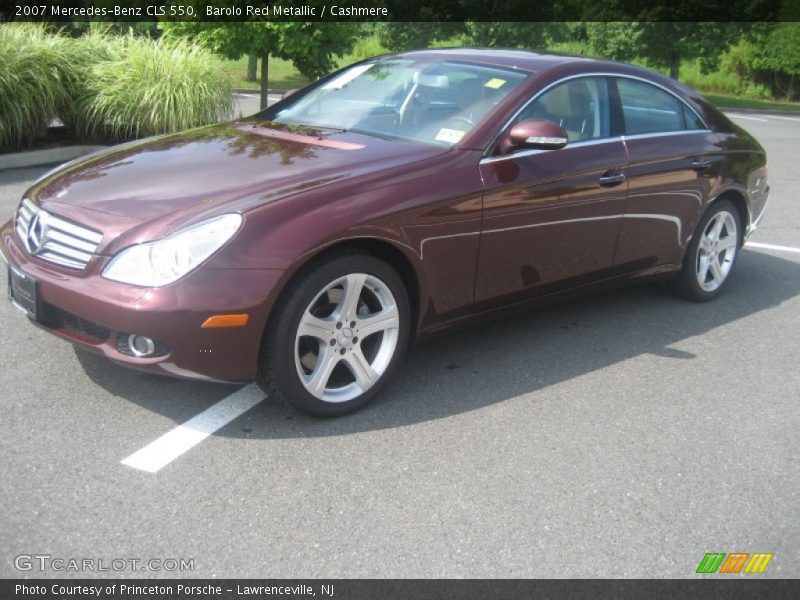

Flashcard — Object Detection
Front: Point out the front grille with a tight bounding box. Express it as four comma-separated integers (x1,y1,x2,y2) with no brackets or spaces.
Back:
16,198,103,270
40,303,110,343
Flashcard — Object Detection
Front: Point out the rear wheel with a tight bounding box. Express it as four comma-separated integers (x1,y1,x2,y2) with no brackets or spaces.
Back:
672,200,741,301
258,252,410,417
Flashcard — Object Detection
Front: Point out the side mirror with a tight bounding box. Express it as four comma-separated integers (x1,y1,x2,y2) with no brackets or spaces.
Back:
499,118,569,155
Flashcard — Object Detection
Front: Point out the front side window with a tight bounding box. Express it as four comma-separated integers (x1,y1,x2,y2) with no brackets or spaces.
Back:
263,60,529,147
516,77,611,143
616,78,700,135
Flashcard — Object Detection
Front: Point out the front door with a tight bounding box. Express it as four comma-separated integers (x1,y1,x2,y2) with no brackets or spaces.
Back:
476,76,629,310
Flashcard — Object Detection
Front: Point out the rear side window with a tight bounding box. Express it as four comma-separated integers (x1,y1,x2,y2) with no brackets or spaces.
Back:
617,79,690,135
682,103,706,130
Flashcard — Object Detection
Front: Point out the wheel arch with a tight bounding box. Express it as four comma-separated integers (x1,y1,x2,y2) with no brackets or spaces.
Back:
268,236,423,341
710,188,750,246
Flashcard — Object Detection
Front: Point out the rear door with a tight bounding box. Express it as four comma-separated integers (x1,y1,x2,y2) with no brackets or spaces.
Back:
611,77,723,272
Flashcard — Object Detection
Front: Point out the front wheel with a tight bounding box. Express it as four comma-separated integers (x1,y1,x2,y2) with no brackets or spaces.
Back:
257,252,410,417
672,200,742,302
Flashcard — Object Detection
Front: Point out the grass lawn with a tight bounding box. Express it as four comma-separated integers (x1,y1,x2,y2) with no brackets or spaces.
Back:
214,56,308,90
215,36,386,91
701,93,800,113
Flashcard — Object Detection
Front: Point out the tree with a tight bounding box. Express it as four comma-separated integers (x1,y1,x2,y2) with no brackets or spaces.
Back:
378,22,567,53
161,20,358,109
757,22,800,98
585,22,744,80
726,22,800,100
247,55,258,82
464,22,567,49
378,23,467,52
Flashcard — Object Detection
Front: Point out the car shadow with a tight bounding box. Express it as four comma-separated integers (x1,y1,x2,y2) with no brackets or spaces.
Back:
76,248,799,438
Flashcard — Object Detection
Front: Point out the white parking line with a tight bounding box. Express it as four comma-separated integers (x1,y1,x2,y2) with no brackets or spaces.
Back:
121,385,265,473
745,241,800,254
726,114,768,122
766,115,800,122
117,240,797,474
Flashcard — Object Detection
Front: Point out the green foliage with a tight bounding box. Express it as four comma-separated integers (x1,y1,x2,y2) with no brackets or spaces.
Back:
732,23,800,99
348,33,387,62
57,28,127,140
681,59,770,99
279,23,358,81
701,92,800,113
377,22,567,52
584,22,642,63
585,22,743,79
84,37,232,140
0,25,73,151
161,20,359,83
0,25,232,151
465,22,567,49
378,23,467,52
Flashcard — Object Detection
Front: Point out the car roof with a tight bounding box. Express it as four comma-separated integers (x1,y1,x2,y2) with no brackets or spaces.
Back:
389,47,607,75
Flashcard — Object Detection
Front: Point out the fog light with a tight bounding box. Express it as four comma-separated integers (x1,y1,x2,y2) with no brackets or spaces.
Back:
128,334,156,357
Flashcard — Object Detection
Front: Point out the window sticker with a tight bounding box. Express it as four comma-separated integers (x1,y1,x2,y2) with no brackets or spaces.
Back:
484,78,507,89
435,128,466,144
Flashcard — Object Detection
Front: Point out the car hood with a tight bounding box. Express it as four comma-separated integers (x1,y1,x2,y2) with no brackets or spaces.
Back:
28,119,446,244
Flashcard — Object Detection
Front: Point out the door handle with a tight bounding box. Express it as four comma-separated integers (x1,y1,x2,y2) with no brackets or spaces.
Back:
598,171,626,187
691,157,712,171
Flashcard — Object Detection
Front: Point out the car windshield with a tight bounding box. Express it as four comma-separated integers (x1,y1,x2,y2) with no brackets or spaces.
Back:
264,59,529,147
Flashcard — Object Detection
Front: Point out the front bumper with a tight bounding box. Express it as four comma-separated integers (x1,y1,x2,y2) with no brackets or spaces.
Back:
2,220,282,382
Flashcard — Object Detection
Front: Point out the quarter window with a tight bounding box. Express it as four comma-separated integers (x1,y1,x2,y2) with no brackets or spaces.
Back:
516,77,611,143
682,103,706,130
616,78,702,134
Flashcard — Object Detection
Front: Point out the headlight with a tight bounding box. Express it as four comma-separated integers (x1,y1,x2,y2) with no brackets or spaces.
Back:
102,214,242,287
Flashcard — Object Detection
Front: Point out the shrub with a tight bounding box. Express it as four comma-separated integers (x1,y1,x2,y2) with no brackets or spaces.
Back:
58,28,127,140
0,27,232,150
720,24,800,101
0,25,74,151
680,60,744,96
83,36,233,141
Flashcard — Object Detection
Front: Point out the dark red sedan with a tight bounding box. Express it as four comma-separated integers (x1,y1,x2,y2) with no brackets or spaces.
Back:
2,49,769,416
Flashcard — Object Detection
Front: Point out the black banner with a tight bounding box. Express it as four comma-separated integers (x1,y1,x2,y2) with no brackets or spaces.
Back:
0,0,798,23
2,579,800,600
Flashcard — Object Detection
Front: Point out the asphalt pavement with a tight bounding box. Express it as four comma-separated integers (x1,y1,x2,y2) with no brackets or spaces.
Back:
0,112,798,578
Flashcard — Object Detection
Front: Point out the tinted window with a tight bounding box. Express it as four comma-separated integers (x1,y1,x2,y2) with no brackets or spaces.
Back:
617,79,686,135
517,77,611,143
682,103,706,130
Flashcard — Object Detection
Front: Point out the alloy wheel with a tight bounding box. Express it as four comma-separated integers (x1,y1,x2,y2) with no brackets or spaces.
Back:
294,273,400,403
696,210,738,292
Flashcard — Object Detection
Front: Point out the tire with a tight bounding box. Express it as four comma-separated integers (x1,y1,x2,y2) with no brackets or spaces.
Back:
257,251,410,417
671,199,742,302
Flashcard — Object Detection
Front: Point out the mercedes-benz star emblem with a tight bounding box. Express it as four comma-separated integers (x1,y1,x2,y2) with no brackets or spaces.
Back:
26,211,46,254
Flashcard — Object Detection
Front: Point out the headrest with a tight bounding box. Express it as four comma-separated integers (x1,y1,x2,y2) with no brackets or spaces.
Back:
544,82,591,120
